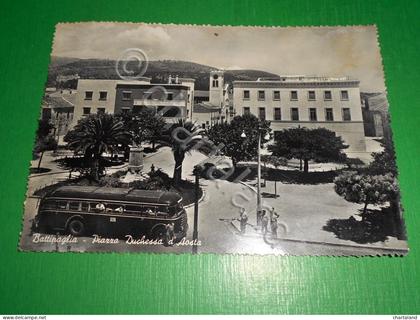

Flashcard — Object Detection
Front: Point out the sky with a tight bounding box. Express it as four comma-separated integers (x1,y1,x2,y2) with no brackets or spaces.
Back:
52,23,386,92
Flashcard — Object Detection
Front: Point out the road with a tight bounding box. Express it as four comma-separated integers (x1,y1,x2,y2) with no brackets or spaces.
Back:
19,149,407,256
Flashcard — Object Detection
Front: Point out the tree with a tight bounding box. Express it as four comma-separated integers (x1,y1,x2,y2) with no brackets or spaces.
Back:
33,119,57,171
334,171,399,220
34,135,58,171
159,119,204,184
368,138,398,176
116,109,165,150
207,114,271,168
64,114,131,180
269,127,348,173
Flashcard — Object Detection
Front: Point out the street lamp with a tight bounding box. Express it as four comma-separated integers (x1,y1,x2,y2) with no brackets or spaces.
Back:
241,129,270,225
192,165,202,254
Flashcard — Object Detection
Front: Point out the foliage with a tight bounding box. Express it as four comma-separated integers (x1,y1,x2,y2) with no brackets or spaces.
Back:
207,114,271,167
260,154,287,168
368,138,398,176
33,120,57,170
64,113,131,180
116,109,165,148
36,119,54,139
159,119,204,184
269,127,348,173
334,171,399,219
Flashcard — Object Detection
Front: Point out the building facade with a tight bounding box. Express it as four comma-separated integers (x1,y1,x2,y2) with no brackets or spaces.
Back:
72,77,194,125
114,82,190,122
233,76,366,157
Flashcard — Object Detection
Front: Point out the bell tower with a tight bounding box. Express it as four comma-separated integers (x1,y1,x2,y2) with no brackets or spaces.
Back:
209,70,224,107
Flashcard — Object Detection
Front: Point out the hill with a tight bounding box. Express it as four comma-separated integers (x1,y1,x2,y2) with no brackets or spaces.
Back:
47,57,279,90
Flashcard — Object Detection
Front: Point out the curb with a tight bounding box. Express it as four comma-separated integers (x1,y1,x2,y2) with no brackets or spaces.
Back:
226,219,408,252
231,182,408,253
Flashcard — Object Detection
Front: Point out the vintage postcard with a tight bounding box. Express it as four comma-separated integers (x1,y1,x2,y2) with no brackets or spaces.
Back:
19,22,408,255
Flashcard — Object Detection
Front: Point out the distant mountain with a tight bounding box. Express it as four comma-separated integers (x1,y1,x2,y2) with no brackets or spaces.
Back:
47,57,279,90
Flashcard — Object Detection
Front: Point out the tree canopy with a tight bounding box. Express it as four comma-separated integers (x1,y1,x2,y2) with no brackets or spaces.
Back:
116,109,166,148
269,127,348,172
64,113,131,180
334,171,399,219
207,114,271,167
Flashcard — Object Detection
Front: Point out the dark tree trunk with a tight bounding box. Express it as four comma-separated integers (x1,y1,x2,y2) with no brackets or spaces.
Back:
37,151,44,172
362,201,369,221
303,159,309,173
152,139,156,151
173,152,185,184
299,158,303,171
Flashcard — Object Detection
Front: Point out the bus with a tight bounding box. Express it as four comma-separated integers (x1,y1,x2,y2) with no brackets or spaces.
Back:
32,186,188,241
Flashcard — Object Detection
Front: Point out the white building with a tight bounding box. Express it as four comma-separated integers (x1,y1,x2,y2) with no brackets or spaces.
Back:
233,76,367,158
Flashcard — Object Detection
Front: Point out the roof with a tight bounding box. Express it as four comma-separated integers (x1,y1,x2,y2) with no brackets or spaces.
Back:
194,90,209,98
116,83,190,90
193,102,221,113
47,186,182,205
43,95,75,109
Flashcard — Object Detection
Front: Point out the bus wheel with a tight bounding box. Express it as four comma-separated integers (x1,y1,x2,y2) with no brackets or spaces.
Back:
67,219,85,236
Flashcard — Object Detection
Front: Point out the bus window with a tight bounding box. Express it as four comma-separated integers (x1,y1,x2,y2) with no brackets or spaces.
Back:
125,205,144,215
106,204,124,214
42,200,56,210
69,202,80,211
81,202,89,212
91,202,106,213
57,201,68,210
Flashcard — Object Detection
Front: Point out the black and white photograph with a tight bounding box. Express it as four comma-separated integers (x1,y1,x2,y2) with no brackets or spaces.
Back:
19,23,408,256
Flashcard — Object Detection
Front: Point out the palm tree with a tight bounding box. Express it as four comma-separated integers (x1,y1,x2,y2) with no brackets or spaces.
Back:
160,119,204,184
64,114,131,180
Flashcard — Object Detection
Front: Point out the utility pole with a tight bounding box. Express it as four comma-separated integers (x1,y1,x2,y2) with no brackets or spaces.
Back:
192,166,200,254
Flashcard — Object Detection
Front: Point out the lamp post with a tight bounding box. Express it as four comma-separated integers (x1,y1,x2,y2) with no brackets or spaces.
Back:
241,128,270,225
192,165,201,254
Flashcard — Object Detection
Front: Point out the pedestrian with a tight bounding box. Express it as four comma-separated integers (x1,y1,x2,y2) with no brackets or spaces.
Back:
271,215,278,239
238,208,248,234
261,211,269,235
269,207,279,221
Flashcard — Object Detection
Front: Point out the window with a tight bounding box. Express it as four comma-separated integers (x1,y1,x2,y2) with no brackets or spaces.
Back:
83,107,91,115
273,91,280,101
99,91,107,101
342,108,351,121
81,202,89,211
325,108,334,121
85,91,93,100
258,107,266,120
258,91,265,101
243,90,250,100
97,108,105,114
290,91,298,101
122,91,132,100
121,107,130,114
69,202,80,211
291,108,299,121
340,90,349,100
324,91,332,100
274,108,281,120
167,93,173,101
57,201,68,210
308,91,316,101
309,108,317,121
243,107,250,115
212,79,219,88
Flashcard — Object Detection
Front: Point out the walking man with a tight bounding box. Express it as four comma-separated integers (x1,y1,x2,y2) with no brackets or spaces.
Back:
238,208,248,234
271,214,279,239
261,211,269,235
